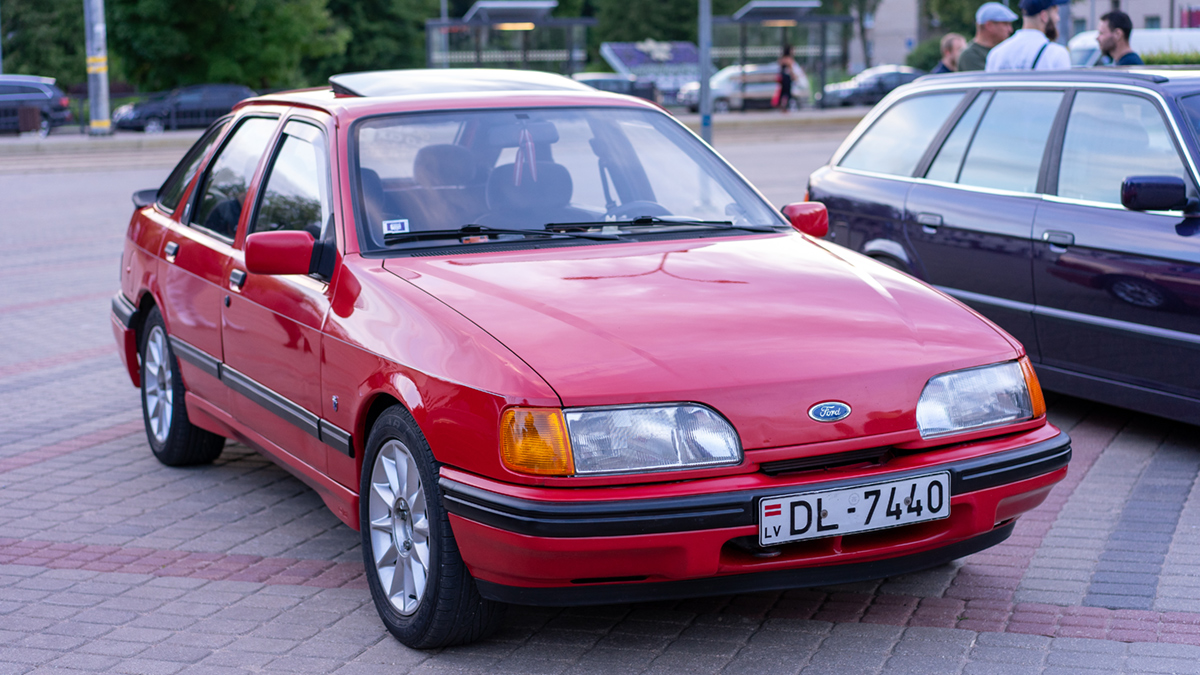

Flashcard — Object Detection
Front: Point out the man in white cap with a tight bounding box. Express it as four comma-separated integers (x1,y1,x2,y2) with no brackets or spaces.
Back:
958,2,1018,72
986,0,1071,71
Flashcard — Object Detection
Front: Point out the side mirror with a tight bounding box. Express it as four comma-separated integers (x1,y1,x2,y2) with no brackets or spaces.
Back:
245,231,316,276
132,188,158,208
1121,175,1189,212
782,202,829,238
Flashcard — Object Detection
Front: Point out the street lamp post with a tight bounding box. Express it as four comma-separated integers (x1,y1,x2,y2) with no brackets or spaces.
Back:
83,0,112,135
699,0,713,144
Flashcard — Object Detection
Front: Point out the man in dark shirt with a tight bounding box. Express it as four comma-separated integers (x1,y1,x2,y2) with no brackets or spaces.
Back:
1099,10,1143,65
958,2,1019,71
930,33,967,73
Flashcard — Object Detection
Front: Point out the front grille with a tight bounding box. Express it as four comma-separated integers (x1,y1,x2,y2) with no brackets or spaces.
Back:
759,446,892,476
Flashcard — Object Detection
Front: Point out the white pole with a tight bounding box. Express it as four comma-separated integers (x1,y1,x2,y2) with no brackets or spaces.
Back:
699,0,713,144
439,0,450,68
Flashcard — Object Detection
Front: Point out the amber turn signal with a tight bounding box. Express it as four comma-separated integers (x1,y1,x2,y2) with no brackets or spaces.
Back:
500,408,574,476
1018,356,1046,419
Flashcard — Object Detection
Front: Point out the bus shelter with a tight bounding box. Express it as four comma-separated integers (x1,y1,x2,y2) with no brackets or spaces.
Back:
714,0,852,106
425,1,596,75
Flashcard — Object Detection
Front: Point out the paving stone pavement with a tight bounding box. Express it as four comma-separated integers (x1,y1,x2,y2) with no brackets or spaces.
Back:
3,141,1200,673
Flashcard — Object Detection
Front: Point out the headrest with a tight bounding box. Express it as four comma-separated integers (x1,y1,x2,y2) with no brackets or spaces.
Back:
414,144,475,187
487,162,573,211
488,121,560,147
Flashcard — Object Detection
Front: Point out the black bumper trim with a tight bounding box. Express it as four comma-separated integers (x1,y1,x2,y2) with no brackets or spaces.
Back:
441,431,1070,539
474,521,1014,606
112,292,137,329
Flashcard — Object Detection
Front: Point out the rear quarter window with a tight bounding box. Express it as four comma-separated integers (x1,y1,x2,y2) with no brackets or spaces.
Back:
838,93,964,177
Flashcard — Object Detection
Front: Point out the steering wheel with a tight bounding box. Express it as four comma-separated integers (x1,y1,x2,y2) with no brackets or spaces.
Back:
606,200,671,220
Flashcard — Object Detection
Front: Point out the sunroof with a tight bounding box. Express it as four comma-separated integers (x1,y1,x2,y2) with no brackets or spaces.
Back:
329,69,592,97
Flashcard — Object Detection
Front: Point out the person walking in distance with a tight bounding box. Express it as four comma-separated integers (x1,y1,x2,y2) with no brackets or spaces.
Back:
985,0,1071,71
776,45,797,111
958,2,1018,71
1098,10,1143,65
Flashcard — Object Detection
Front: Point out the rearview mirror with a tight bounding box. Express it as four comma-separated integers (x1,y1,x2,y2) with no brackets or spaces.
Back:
782,202,829,238
245,231,316,276
1121,175,1189,212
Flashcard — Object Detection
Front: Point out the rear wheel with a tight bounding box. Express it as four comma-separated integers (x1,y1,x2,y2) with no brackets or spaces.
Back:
144,117,165,134
361,405,505,648
139,307,225,466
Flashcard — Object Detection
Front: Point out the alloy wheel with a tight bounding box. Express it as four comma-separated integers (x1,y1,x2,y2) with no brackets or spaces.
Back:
368,439,431,616
143,325,173,445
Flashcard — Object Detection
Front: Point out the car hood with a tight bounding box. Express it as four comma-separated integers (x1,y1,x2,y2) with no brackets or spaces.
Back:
384,234,1019,449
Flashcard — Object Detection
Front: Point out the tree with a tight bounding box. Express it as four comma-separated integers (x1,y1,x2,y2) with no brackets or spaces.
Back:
108,0,349,91
303,0,439,82
850,0,883,68
0,0,87,88
927,0,990,38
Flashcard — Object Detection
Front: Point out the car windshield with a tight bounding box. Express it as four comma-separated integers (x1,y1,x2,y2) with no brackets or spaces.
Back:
353,106,785,252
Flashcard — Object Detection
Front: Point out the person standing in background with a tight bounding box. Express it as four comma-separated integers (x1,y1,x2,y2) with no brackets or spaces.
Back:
985,0,1071,71
1098,10,1143,65
930,33,967,73
958,2,1019,71
776,45,797,111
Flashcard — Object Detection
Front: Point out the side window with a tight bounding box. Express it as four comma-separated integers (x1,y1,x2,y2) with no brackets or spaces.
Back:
158,120,229,213
955,90,1063,193
252,120,332,239
839,93,964,177
190,117,277,239
926,92,991,183
1057,91,1189,205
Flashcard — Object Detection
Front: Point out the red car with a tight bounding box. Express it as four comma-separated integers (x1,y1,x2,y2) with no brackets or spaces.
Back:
111,69,1069,648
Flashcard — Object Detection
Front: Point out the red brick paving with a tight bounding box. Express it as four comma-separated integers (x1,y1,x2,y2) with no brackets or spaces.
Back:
0,419,144,474
0,345,115,380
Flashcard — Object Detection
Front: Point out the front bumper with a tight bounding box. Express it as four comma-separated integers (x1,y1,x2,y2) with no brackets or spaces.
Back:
442,428,1070,605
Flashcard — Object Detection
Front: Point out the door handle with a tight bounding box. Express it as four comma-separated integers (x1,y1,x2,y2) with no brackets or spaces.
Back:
164,241,179,263
1042,230,1075,249
229,269,246,290
915,213,942,233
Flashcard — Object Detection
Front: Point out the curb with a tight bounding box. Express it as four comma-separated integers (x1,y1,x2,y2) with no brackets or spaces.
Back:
0,130,203,156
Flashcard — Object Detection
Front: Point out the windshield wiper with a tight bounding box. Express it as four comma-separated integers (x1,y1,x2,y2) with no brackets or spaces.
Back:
545,216,780,233
383,224,623,245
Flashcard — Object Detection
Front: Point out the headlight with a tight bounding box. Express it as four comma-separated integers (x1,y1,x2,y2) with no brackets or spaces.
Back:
916,358,1045,439
113,104,133,121
499,404,742,477
566,404,741,475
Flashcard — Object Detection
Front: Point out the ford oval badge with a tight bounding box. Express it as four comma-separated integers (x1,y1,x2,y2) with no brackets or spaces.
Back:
809,402,851,423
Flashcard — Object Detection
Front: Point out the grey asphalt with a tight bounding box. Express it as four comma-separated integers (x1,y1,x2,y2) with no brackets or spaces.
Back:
2,117,1199,674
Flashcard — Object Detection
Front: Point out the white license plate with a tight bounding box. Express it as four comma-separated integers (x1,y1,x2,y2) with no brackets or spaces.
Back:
758,472,950,546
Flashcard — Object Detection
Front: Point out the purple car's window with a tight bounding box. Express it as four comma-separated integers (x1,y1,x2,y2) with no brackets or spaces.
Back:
955,90,1062,194
1058,92,1188,205
353,107,784,251
838,93,964,177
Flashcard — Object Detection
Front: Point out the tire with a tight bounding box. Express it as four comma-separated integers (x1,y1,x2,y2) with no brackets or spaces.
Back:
139,307,225,466
713,98,731,113
361,405,505,648
869,254,910,274
143,117,165,134
38,115,51,138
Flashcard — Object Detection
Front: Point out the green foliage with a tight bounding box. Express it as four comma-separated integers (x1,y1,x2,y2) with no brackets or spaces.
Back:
304,0,437,83
0,0,87,88
907,36,943,70
1142,51,1200,65
926,0,995,38
591,0,741,44
107,0,349,91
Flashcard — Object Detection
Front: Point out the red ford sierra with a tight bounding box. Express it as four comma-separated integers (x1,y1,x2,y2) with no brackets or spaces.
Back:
110,69,1070,648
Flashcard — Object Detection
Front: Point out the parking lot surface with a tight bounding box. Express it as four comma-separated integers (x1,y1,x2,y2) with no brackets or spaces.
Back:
3,124,1200,674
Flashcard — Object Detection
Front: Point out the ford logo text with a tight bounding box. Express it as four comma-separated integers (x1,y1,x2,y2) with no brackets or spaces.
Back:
808,402,851,422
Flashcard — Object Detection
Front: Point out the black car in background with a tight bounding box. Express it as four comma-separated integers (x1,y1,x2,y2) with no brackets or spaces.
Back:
113,83,256,132
817,65,923,108
807,69,1200,426
0,75,73,136
571,73,662,104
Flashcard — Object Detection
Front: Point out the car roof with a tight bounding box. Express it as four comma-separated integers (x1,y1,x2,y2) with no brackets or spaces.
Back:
911,67,1200,95
0,74,56,86
240,68,654,120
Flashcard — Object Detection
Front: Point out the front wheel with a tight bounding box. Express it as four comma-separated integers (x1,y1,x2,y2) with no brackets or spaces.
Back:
140,307,225,466
361,405,505,648
143,117,165,134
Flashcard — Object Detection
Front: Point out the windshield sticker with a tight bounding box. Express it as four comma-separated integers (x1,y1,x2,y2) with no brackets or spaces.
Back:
383,219,410,235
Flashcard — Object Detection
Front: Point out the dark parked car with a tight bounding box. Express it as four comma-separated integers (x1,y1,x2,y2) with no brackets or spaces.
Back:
113,83,256,132
571,72,662,104
0,75,73,136
807,68,1200,426
817,65,923,108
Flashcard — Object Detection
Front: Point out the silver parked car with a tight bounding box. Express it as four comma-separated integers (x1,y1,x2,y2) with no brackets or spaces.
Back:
679,62,809,112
